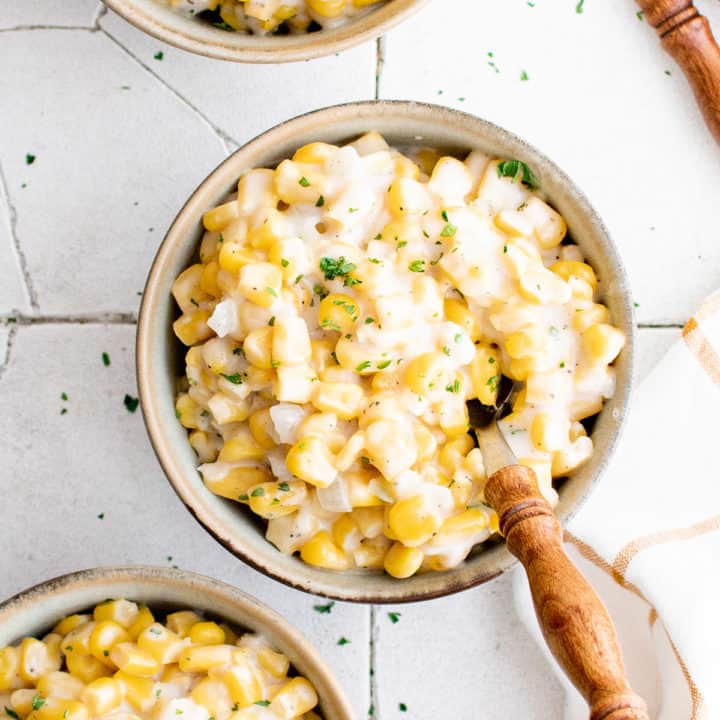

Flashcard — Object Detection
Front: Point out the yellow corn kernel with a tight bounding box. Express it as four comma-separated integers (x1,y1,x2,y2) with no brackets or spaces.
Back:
364,419,418,479
113,672,154,713
274,363,317,404
292,142,337,164
270,677,318,718
171,265,210,314
89,622,129,667
218,659,262,707
345,470,383,507
190,678,232,718
173,310,213,347
310,339,335,376
437,395,469,438
218,429,265,462
572,302,609,332
331,515,361,552
353,538,389,569
273,316,311,364
439,508,489,537
469,344,502,405
582,324,625,365
530,413,570,453
404,352,451,395
31,699,89,720
52,614,90,637
352,506,385,538
178,645,233,673
393,155,420,180
387,178,433,217
64,654,111,684
306,0,345,18
0,647,21,692
387,495,442,547
238,263,282,309
448,472,472,509
175,394,204,430
43,635,62,674
464,447,486,483
300,531,349,570
248,481,306,520
203,201,240,232
217,242,255,274
10,689,37,715
81,677,122,715
495,208,534,237
505,327,546,359
137,624,187,665
189,430,221,463
19,638,59,684
412,423,438,465
285,437,337,488
518,266,570,305
520,196,566,248
188,622,225,646
437,434,474,474
165,613,199,639
36,672,84,701
311,381,365,421
108,643,159,678
236,168,275,214
242,327,273,370
273,160,319,205
93,600,139,630
199,260,220,297
257,648,289,680
384,543,423,579
318,294,359,335
127,607,154,642
551,260,597,290
443,298,479,342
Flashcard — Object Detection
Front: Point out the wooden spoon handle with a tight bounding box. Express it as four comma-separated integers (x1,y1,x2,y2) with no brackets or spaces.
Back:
485,465,649,720
637,0,720,143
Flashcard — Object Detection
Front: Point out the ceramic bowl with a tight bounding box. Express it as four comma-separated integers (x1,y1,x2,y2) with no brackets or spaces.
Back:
0,566,354,720
137,100,634,603
102,0,426,63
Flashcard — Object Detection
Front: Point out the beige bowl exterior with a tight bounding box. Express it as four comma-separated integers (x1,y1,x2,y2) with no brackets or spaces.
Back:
0,566,354,720
137,100,635,604
102,0,426,63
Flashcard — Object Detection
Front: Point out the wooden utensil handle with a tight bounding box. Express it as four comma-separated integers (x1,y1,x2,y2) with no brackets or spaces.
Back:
637,0,720,143
485,465,649,720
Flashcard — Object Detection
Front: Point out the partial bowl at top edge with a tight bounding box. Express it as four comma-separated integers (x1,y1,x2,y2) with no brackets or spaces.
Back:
101,0,427,63
137,100,635,604
0,566,354,720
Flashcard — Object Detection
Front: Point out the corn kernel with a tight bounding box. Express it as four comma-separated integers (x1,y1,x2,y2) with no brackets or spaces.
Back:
582,324,625,365
318,293,359,335
530,412,570,452
300,531,349,570
218,660,262,707
248,481,306,519
387,495,442,547
238,263,282,309
36,672,84,701
64,654,111,684
190,678,231,718
113,672,154,713
257,648,289,680
178,645,233,673
443,298,479,342
137,624,187,665
173,310,213,347
108,643,159,678
306,0,346,18
273,317,311,364
404,352,451,396
81,677,122,715
285,437,337,488
203,201,239,232
93,600,140,630
384,543,423,579
270,677,318,718
52,615,90,637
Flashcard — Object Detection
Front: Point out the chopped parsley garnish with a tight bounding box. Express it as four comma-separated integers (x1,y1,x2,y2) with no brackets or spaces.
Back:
320,319,341,332
356,361,372,372
396,240,408,250
442,345,451,356
102,352,111,366
399,703,408,712
368,257,381,264
154,51,164,60
454,333,463,343
520,70,529,81
636,9,644,20
25,154,36,165
294,274,304,284
549,325,559,336
503,245,508,253
486,375,500,392
576,0,584,13
313,601,335,614
254,701,270,707
445,379,460,393
61,392,68,401
408,259,426,273
60,408,68,415
376,360,392,370
330,351,339,364
388,612,401,624
316,195,325,207
265,286,278,297
268,316,276,326
365,317,375,324
31,696,45,711
221,373,243,384
559,361,566,368
320,256,356,281
440,222,457,238
97,513,104,519
123,394,139,413
250,487,265,497
497,159,539,189
280,258,289,268
488,356,495,364
278,482,290,492
5,708,19,719
298,176,310,187
337,637,351,646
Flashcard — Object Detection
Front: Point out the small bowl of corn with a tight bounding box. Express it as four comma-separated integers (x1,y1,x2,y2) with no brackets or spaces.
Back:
137,100,634,603
0,566,353,720
101,0,426,63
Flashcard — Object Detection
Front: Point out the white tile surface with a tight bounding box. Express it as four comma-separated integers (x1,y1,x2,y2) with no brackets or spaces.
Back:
0,323,368,713
380,0,720,325
1,2,716,717
100,9,377,146
0,185,31,314
0,29,227,316
0,0,100,29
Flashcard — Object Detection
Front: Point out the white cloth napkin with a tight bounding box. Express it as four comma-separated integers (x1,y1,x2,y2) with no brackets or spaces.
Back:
514,290,720,720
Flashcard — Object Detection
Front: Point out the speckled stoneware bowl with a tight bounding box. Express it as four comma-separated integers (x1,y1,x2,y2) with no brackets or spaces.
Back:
102,0,426,63
0,566,353,720
137,100,635,604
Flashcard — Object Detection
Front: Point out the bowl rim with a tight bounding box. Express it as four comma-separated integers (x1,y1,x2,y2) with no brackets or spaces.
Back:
101,0,428,63
137,99,635,604
0,565,355,720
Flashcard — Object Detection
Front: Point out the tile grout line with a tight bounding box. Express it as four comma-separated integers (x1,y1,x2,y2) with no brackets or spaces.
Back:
98,25,241,150
0,325,17,381
374,36,386,100
92,1,108,28
0,25,97,33
369,605,379,719
0,160,40,311
1,313,137,326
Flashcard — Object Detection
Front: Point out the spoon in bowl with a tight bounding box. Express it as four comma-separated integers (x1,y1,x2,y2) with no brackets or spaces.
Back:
468,388,649,720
